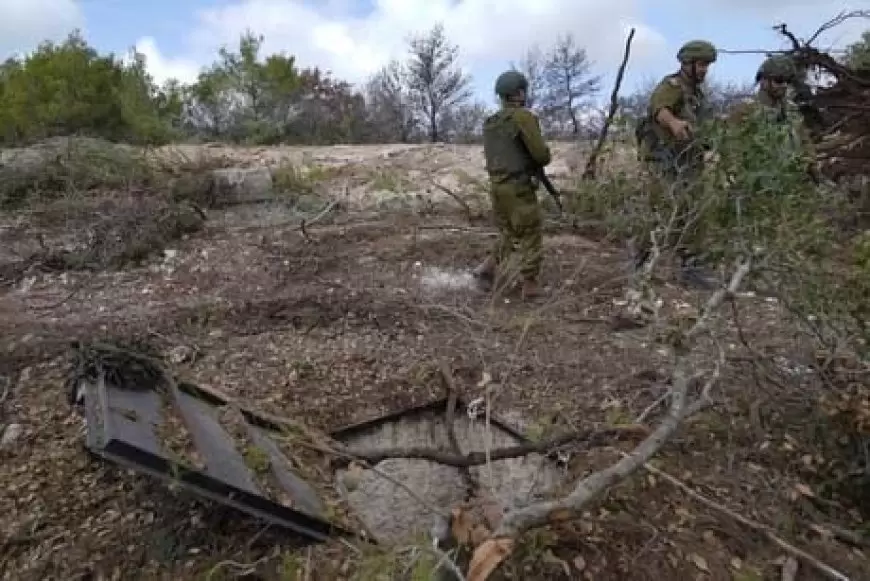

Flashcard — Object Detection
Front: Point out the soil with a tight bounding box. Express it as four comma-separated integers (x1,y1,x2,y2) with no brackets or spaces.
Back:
0,143,867,581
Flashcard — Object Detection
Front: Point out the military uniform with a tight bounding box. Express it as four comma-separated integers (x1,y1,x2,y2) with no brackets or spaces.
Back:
729,56,816,169
475,71,551,299
634,40,718,286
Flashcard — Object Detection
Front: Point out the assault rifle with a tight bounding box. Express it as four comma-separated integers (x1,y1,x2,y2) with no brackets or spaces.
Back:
535,168,563,213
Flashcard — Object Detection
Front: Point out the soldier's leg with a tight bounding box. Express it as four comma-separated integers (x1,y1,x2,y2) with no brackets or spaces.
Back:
474,186,512,285
510,187,543,298
673,179,717,289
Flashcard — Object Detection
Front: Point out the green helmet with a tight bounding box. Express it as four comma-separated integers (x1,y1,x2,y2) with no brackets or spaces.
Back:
756,55,797,82
677,40,717,63
494,70,528,98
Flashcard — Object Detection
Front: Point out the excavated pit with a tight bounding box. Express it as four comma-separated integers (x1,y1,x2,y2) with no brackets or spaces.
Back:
332,404,562,544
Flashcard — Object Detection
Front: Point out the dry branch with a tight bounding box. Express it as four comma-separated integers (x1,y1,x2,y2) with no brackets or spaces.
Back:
299,200,339,241
466,258,753,581
328,424,649,469
441,362,480,496
583,28,635,180
639,461,851,581
430,179,475,221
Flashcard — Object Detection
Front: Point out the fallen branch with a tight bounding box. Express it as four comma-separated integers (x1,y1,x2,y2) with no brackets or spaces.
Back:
328,424,649,469
466,258,752,581
639,460,851,581
583,27,635,180
299,200,339,241
441,362,481,497
430,180,475,221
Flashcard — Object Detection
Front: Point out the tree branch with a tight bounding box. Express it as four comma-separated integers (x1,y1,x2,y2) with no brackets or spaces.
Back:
466,258,753,581
640,461,851,581
583,28,635,180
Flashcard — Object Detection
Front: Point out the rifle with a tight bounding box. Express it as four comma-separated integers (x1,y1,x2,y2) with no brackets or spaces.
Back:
512,133,562,213
535,168,563,213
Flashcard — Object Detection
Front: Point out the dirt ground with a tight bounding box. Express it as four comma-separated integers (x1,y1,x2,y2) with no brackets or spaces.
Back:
0,143,867,580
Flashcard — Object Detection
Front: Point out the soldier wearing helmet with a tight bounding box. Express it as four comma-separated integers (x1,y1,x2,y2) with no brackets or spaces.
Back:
729,54,818,179
473,69,552,300
633,39,718,287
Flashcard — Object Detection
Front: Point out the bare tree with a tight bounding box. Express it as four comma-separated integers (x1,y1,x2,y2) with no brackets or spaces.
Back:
511,45,546,110
365,60,417,143
404,23,473,142
441,101,491,143
541,34,602,136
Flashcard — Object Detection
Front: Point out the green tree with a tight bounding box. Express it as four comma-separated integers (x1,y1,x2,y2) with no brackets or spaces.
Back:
844,30,870,70
0,30,176,145
184,30,302,142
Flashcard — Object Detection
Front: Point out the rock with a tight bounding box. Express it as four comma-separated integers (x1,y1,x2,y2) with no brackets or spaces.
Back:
1,423,24,448
211,167,274,205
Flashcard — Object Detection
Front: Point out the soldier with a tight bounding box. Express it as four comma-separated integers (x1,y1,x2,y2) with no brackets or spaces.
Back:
473,70,552,300
635,39,718,287
730,55,817,179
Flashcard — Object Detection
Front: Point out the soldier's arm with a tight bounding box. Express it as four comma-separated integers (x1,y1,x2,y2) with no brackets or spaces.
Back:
649,79,684,132
514,109,552,168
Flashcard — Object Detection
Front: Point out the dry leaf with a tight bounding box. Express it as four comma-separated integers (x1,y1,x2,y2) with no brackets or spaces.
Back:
468,537,515,581
451,507,474,546
794,483,815,497
689,553,709,572
573,555,587,571
730,557,742,570
470,523,491,547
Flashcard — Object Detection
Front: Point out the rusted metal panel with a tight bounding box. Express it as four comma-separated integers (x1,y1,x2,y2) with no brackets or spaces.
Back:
81,374,353,544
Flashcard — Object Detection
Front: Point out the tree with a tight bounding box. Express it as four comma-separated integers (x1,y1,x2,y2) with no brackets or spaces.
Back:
404,23,473,142
540,34,601,137
365,60,417,143
844,30,870,70
511,45,546,111
0,30,177,145
184,30,302,142
441,101,491,143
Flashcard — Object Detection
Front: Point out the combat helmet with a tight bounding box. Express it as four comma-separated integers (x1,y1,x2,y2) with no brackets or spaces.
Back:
494,70,528,98
755,55,797,82
677,40,717,63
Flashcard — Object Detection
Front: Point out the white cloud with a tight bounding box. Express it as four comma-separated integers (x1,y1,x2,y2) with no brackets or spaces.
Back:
0,0,84,58
133,37,201,85
140,0,668,92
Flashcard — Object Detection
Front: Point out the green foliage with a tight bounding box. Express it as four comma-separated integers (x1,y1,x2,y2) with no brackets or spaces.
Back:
700,110,831,261
0,30,179,146
185,30,368,144
844,30,870,71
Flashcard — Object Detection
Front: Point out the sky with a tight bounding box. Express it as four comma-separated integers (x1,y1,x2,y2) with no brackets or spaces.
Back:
0,0,867,104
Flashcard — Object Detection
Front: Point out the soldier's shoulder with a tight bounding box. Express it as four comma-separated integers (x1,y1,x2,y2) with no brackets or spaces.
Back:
665,74,683,87
510,107,540,126
506,107,532,118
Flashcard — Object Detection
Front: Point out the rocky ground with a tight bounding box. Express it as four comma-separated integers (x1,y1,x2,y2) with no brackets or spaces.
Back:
0,142,867,580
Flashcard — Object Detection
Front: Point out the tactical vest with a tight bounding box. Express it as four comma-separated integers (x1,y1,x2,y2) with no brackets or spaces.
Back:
483,109,535,179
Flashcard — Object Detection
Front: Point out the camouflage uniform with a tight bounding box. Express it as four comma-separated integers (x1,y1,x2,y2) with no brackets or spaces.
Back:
634,40,717,286
474,70,551,299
